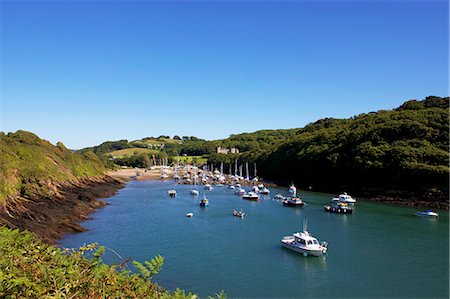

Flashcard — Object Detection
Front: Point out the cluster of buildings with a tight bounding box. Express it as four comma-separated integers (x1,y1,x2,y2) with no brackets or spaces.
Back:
216,146,239,154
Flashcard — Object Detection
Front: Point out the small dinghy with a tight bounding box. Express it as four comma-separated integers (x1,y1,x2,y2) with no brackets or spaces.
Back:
186,212,194,217
233,209,245,218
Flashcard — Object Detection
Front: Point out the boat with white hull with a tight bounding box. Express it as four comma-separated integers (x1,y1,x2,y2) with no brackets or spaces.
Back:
332,193,356,204
415,210,438,217
281,220,327,257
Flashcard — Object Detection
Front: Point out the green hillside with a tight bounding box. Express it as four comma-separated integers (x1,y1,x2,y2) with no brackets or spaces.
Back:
255,96,449,200
0,131,106,202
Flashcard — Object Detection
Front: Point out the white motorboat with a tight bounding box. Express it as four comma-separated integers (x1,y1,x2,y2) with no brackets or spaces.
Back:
257,184,264,189
186,212,194,217
252,186,260,193
168,189,177,197
332,193,356,204
228,185,235,189
204,184,213,191
190,189,199,196
260,187,270,195
243,192,260,201
324,201,352,214
415,210,439,217
288,184,297,196
236,188,246,195
281,220,328,257
274,194,285,200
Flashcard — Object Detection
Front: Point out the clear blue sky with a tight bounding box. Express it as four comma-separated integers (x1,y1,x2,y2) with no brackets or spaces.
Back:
1,0,448,149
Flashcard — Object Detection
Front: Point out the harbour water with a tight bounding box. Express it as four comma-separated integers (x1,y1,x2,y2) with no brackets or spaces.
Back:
60,180,449,298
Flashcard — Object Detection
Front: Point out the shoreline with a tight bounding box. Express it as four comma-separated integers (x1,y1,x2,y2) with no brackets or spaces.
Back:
109,168,448,210
0,175,125,244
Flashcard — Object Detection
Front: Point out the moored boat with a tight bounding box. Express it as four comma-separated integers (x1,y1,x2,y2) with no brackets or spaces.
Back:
415,210,439,217
186,212,194,217
288,184,297,196
243,192,260,201
168,189,177,197
281,220,327,257
199,195,209,207
324,201,352,214
332,193,356,204
283,197,304,207
235,188,246,195
204,184,213,191
260,187,270,195
190,189,199,196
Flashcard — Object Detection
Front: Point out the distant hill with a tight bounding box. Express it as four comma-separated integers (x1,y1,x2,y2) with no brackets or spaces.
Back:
0,130,106,202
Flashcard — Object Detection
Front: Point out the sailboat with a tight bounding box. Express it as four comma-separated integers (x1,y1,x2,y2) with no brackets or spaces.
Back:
199,193,209,207
245,162,249,181
190,176,199,196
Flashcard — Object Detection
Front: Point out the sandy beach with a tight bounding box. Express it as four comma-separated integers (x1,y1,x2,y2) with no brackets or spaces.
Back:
108,167,175,181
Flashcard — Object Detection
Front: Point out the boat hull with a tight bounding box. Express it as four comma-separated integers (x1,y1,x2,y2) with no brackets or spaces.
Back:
243,196,259,201
281,242,326,257
324,205,353,214
283,201,304,207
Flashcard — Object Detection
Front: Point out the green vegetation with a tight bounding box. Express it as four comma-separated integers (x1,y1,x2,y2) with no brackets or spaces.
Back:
110,148,160,158
0,226,226,298
254,96,449,199
0,131,106,202
173,156,208,166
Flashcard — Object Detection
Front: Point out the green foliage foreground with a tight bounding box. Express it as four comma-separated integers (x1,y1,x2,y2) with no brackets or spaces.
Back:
0,227,226,299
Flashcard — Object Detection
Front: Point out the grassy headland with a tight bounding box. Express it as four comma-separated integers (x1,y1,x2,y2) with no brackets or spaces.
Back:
0,130,125,242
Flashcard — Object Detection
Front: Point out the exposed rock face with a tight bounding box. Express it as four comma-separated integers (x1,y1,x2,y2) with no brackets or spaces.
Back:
0,175,125,244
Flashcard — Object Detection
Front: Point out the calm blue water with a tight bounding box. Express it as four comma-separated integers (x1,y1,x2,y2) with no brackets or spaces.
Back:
60,180,449,298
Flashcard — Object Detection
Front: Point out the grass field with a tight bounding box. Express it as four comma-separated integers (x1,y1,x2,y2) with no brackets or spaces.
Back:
174,155,208,166
109,148,159,157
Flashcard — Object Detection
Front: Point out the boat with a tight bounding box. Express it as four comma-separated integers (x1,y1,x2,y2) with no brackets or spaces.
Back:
260,187,270,195
161,173,169,179
274,194,285,200
186,212,194,217
191,178,199,196
204,184,213,191
233,209,245,218
331,193,356,204
168,189,177,197
288,184,297,196
242,192,260,201
199,195,209,207
251,186,260,193
283,197,304,207
257,184,264,189
415,210,439,217
228,185,235,189
236,183,241,188
324,201,352,214
216,184,224,187
281,220,328,257
236,188,246,195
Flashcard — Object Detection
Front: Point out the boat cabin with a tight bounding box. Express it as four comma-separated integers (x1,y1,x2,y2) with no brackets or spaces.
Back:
293,232,320,246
